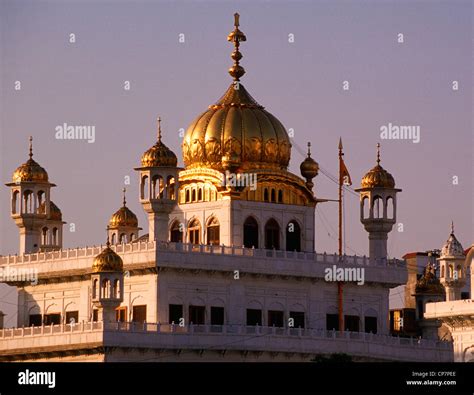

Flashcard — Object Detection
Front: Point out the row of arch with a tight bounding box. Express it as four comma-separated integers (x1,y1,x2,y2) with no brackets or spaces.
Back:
140,175,176,200
361,195,395,219
12,189,46,215
110,233,136,244
41,227,59,246
92,278,121,299
169,216,302,251
181,185,218,204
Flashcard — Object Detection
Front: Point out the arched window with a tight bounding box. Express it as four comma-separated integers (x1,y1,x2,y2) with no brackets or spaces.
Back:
111,233,116,244
185,189,190,203
52,228,58,245
167,176,175,200
113,279,120,298
362,196,369,219
386,197,394,219
37,191,45,207
119,233,126,243
206,217,220,245
12,190,19,214
457,265,462,278
449,265,454,278
102,279,110,298
141,175,149,200
271,189,276,203
278,190,283,203
264,189,269,202
152,175,164,199
243,216,259,248
441,265,445,278
192,189,196,202
188,219,201,245
286,221,301,252
372,196,383,219
92,279,98,299
42,227,48,245
130,233,135,242
23,190,33,213
198,187,203,201
265,219,280,250
170,221,183,242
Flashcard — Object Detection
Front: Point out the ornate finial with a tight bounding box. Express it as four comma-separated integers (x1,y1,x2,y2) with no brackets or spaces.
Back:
451,221,454,234
157,117,162,142
227,13,247,81
376,143,381,164
307,142,312,157
106,226,111,247
29,136,33,159
338,137,343,151
122,187,127,207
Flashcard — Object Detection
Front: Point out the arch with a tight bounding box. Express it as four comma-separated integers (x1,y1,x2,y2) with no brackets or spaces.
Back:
247,300,263,310
265,218,280,250
102,279,110,298
93,279,98,299
170,220,183,243
185,189,190,203
12,190,19,214
42,227,48,245
441,265,445,278
152,175,164,199
278,190,283,203
386,196,394,219
140,175,149,200
113,279,120,298
52,228,58,245
243,216,259,248
206,216,220,245
191,189,196,202
372,195,383,219
268,301,285,311
271,189,276,203
210,298,225,307
362,196,369,219
111,233,116,244
286,220,301,252
456,264,462,278
188,218,201,244
167,176,175,200
37,190,45,207
198,187,203,201
44,303,59,314
129,233,135,241
364,308,378,317
449,265,454,278
23,190,34,213
169,295,184,305
119,233,126,243
264,188,269,202
190,296,206,306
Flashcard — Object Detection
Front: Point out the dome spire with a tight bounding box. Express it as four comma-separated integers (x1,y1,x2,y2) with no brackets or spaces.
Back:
451,220,454,234
376,142,381,165
122,187,127,207
227,12,247,81
157,116,162,143
29,136,33,159
307,142,312,157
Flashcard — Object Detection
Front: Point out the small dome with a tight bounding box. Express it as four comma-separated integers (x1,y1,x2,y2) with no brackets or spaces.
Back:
12,137,49,183
300,143,319,180
92,242,123,273
141,118,177,168
360,143,395,189
109,189,138,228
441,224,465,258
415,263,444,294
38,201,62,221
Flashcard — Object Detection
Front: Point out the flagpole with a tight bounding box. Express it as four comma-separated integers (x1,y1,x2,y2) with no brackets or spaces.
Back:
338,137,344,332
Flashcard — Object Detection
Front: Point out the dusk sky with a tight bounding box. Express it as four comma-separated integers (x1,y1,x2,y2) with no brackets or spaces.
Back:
0,0,472,263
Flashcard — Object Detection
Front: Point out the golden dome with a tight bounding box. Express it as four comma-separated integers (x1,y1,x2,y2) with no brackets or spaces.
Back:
360,143,395,189
300,142,319,180
38,201,62,221
182,13,291,172
141,118,178,168
92,241,123,273
109,189,138,228
12,137,49,183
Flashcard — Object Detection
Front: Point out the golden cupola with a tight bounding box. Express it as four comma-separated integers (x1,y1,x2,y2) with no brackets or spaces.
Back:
12,137,50,183
360,143,395,189
300,142,319,190
92,238,123,273
182,13,292,172
141,117,178,168
109,189,138,228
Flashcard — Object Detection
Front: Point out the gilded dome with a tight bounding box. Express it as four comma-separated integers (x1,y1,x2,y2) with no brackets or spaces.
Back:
11,137,49,183
182,14,291,172
38,201,62,221
441,224,465,258
109,189,138,228
300,143,319,180
141,118,178,168
92,242,123,273
360,144,395,189
415,263,444,294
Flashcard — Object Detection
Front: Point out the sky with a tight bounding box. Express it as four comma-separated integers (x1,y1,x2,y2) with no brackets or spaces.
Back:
0,0,472,262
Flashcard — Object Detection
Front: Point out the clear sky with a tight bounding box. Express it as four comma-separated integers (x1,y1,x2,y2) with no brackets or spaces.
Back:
0,0,472,262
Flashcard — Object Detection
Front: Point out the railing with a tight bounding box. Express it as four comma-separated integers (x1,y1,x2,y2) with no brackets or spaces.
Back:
0,321,450,350
0,241,405,267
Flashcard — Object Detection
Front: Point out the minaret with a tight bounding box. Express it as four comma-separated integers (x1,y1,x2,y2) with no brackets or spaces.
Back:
5,137,56,254
108,188,141,244
355,144,401,264
91,234,124,323
135,117,179,242
438,222,466,301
